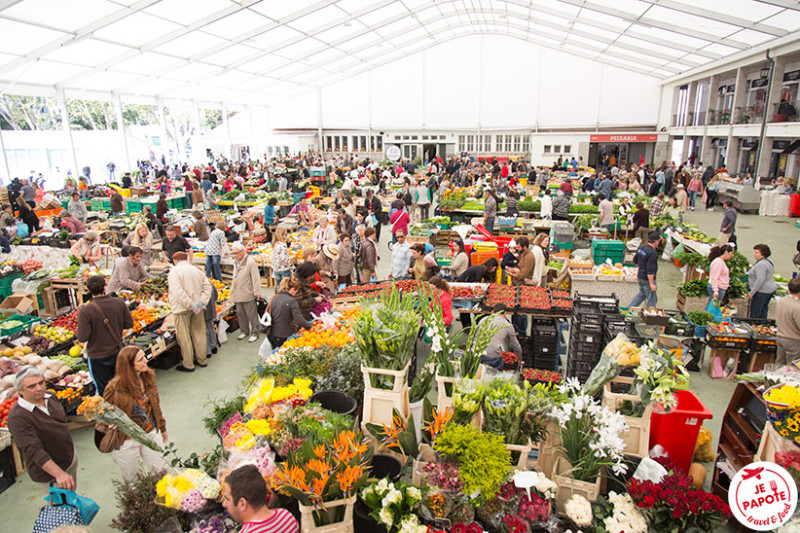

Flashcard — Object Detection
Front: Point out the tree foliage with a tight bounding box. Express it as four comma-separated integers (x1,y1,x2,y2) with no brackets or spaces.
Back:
0,95,62,130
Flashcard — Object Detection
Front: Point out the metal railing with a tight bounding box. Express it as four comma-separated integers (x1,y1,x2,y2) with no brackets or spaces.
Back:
733,105,765,125
772,100,800,122
708,109,732,125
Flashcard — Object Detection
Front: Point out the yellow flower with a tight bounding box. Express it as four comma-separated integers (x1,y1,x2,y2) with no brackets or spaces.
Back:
246,419,275,436
235,434,256,451
764,385,800,409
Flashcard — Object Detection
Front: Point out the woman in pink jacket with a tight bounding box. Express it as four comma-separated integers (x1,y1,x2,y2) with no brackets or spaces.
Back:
390,204,410,244
687,173,704,211
708,244,734,304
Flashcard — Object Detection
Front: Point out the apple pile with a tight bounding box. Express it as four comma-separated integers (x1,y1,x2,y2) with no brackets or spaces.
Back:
51,309,80,333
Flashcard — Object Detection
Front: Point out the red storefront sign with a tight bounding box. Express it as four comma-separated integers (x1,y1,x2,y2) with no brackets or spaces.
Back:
590,134,658,143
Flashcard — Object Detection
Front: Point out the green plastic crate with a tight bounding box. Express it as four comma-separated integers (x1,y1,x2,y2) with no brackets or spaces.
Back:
0,271,25,292
591,239,625,253
594,250,625,265
0,314,40,336
125,200,142,214
553,239,573,251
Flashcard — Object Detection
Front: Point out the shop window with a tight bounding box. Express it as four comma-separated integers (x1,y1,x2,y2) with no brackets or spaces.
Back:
564,145,571,153
342,137,348,151
522,138,530,152
554,145,561,153
484,135,491,152
325,136,332,151
360,136,366,151
467,135,474,151
513,135,521,152
377,137,382,150
422,135,429,140
458,135,465,152
544,145,551,153
334,136,340,151
504,135,513,152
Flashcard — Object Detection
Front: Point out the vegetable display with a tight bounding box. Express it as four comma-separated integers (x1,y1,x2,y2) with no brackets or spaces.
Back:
686,310,713,326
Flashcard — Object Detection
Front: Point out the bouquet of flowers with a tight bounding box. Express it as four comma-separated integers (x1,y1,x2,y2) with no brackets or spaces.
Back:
626,456,731,532
564,494,593,528
218,445,277,484
273,429,372,525
422,461,463,493
244,377,312,416
190,511,239,533
365,409,419,459
452,378,484,425
629,344,689,413
550,379,628,481
155,468,220,512
482,377,532,446
582,334,640,397
594,491,648,533
77,395,163,452
425,522,482,533
360,477,426,532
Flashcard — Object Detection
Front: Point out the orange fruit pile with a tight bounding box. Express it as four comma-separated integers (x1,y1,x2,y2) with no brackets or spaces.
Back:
282,319,355,349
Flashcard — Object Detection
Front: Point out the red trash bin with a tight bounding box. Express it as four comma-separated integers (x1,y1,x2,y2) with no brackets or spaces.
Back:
789,194,800,217
648,390,713,474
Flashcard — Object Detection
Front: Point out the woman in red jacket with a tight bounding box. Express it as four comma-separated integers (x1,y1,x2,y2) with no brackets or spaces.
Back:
429,276,453,330
389,203,410,244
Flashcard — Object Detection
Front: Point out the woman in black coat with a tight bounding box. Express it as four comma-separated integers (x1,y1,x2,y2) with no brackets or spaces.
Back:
16,197,39,234
267,278,313,348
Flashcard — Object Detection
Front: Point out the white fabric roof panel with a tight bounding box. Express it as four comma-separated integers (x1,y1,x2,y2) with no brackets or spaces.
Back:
0,0,796,105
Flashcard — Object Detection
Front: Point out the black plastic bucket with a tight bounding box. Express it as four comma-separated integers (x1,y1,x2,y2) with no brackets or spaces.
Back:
369,454,403,482
308,390,357,417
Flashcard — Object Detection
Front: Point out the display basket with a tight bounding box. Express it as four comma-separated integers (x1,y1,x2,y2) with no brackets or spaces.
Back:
569,268,596,281
737,319,777,353
705,322,751,349
0,315,40,337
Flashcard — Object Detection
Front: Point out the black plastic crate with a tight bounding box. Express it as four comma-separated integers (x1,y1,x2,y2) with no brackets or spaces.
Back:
570,329,604,346
532,343,558,355
531,317,557,328
0,446,15,495
532,357,559,371
571,320,604,334
58,383,96,415
567,358,596,373
148,348,181,370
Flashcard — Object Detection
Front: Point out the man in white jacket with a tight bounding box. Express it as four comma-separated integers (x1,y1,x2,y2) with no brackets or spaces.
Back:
168,252,212,372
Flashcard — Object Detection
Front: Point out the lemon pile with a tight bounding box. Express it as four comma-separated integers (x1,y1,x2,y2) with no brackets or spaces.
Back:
3,346,33,359
34,325,75,343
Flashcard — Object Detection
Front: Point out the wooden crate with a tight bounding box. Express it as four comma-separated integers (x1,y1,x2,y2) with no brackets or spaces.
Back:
406,235,430,245
361,363,410,426
50,277,87,307
708,348,742,380
435,363,484,411
754,422,781,463
553,456,602,513
298,496,355,533
602,377,652,458
204,210,226,226
506,440,534,469
748,350,775,373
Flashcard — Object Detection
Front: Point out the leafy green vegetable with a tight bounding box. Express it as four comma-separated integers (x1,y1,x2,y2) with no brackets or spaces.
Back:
677,279,708,297
686,310,713,326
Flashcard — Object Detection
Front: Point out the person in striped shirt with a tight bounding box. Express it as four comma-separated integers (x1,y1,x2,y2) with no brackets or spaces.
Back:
222,465,299,533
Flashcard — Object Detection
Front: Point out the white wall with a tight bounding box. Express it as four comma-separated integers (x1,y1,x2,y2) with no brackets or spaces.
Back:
266,35,661,131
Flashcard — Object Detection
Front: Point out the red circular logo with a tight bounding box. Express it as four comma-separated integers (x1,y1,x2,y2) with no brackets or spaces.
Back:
729,462,798,531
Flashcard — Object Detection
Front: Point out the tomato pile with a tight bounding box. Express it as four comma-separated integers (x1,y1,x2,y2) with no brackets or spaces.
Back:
552,290,570,299
0,394,18,427
501,351,519,370
484,285,517,308
552,298,572,311
451,286,483,299
51,309,80,333
518,286,552,310
340,282,388,294
522,369,562,383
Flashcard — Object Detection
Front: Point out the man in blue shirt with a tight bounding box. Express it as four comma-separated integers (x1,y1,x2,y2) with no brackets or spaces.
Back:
390,231,413,280
629,231,662,308
598,175,614,198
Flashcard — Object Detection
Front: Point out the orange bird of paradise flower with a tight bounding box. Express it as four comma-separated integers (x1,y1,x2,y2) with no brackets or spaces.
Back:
423,407,453,446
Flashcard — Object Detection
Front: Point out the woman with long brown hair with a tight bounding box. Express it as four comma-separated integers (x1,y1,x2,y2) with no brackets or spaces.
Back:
102,346,168,481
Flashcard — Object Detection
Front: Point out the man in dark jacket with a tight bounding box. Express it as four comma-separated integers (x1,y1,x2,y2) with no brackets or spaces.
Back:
76,275,134,395
268,279,313,348
629,231,662,308
364,190,383,242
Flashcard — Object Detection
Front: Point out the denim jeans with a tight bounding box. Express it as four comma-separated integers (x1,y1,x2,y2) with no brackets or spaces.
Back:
511,313,528,336
205,254,221,280
485,216,495,234
707,284,726,305
749,291,774,320
480,355,503,371
689,190,697,207
629,278,657,308
273,269,291,286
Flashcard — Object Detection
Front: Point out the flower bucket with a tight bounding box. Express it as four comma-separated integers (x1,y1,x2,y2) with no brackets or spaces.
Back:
298,496,356,533
361,362,410,426
764,384,800,425
534,421,562,479
409,399,424,442
505,440,534,469
601,377,652,458
309,391,357,417
435,363,484,411
553,457,602,514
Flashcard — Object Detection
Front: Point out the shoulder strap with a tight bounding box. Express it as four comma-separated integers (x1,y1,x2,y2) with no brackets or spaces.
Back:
91,300,122,345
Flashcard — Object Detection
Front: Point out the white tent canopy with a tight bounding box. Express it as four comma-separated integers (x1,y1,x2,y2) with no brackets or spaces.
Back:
0,0,797,106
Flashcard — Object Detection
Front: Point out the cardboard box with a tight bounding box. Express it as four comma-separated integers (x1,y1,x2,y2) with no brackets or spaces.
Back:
0,294,34,315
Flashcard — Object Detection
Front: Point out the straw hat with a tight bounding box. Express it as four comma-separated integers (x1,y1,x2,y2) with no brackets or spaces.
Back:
323,244,340,260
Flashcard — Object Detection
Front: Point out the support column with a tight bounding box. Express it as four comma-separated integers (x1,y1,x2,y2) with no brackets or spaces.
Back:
58,90,79,181
726,135,739,173
113,93,131,173
765,56,787,123
0,128,11,184
706,75,720,126
157,99,169,165
316,88,323,156
681,82,698,162
732,68,748,125
222,102,232,159
192,101,202,165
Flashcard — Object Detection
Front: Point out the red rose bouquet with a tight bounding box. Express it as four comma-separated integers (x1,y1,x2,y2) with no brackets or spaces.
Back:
627,457,731,532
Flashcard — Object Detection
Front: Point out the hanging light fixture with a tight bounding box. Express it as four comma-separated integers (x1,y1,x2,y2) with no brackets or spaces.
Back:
760,64,770,79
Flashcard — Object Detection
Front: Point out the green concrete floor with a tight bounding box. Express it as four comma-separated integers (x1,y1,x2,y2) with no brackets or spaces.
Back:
1,209,796,532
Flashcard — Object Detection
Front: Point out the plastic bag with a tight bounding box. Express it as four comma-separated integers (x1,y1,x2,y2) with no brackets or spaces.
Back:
694,427,715,462
632,456,668,483
672,242,684,259
706,299,723,322
367,213,378,226
218,319,229,343
16,221,28,237
258,336,273,358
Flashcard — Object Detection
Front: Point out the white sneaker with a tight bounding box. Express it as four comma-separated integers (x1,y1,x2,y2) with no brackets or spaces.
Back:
248,335,259,343
237,333,247,340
